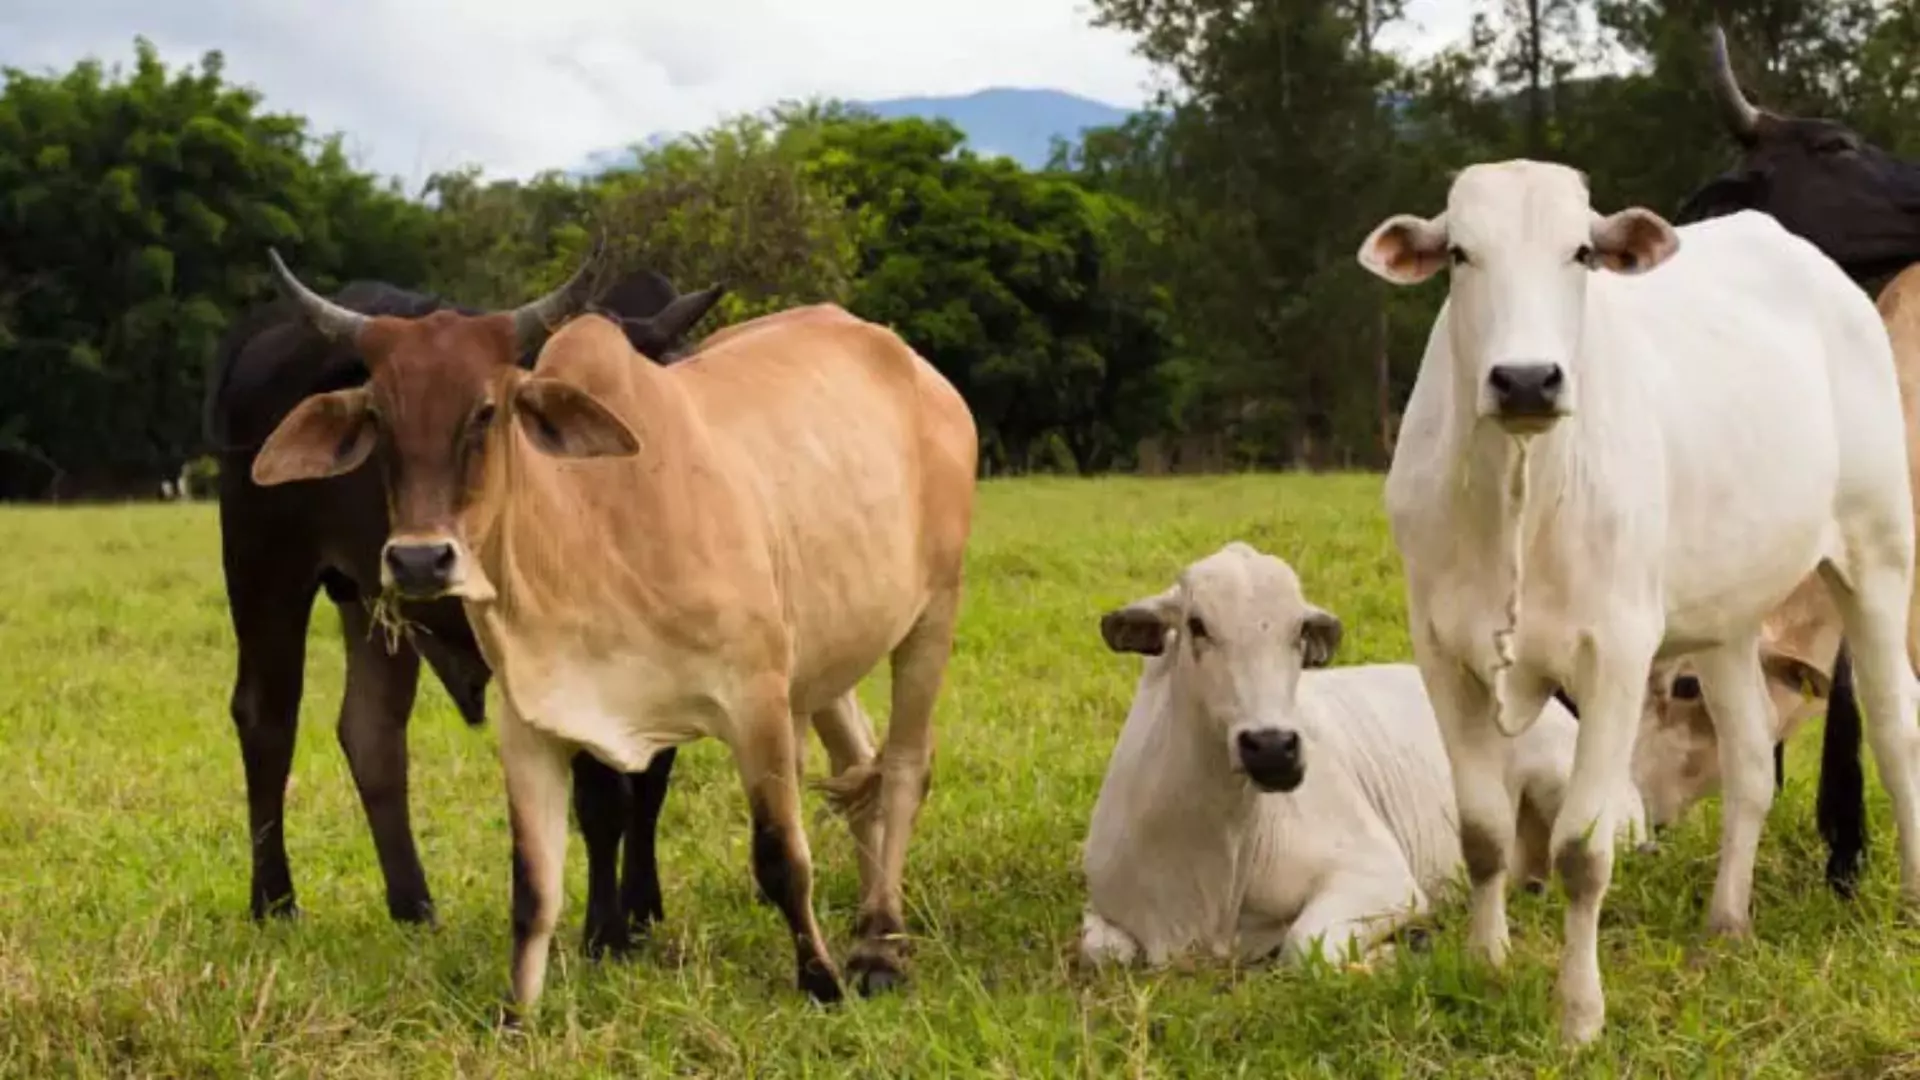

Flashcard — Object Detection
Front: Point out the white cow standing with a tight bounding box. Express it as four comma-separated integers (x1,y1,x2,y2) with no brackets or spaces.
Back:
1359,158,1920,1044
1078,541,1646,970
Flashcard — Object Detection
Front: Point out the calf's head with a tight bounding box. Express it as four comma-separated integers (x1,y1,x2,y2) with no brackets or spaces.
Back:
1098,542,1343,793
1358,160,1680,433
248,242,659,602
1629,650,1829,829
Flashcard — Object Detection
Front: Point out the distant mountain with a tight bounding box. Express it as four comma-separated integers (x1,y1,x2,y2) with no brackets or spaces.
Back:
573,87,1137,176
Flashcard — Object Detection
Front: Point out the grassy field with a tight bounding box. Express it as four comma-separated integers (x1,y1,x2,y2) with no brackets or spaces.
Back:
2,474,1919,1078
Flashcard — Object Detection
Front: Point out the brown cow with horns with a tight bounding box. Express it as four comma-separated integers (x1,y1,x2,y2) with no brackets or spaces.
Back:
246,239,980,1017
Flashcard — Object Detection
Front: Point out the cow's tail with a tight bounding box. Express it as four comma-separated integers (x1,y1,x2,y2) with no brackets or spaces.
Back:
1816,640,1868,898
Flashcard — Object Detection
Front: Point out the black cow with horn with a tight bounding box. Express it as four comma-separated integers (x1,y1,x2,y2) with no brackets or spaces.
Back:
205,245,725,957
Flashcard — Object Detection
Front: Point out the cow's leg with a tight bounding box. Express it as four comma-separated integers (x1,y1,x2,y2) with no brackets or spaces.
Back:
573,752,631,959
1282,865,1429,967
334,600,434,924
1690,635,1777,937
619,747,677,937
842,594,958,996
811,693,882,902
219,533,318,922
499,705,575,1021
1821,562,1920,904
734,690,844,1003
1552,641,1655,1046
1817,643,1869,897
1411,633,1519,967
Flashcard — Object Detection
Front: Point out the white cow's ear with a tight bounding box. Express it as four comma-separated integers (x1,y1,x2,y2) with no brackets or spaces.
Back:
1298,606,1342,668
1099,587,1179,656
1358,213,1449,285
1589,208,1679,275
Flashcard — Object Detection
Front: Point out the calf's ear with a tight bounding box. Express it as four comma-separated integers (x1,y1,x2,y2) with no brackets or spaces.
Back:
1100,588,1180,656
1358,213,1449,285
1761,650,1832,700
512,376,641,459
252,387,376,486
1590,208,1679,274
1298,605,1343,668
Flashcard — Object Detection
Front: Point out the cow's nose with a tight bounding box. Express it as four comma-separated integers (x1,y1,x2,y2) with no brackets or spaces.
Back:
1236,728,1305,792
1487,362,1565,418
384,541,457,596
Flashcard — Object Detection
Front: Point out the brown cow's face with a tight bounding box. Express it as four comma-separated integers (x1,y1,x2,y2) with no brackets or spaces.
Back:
248,244,641,603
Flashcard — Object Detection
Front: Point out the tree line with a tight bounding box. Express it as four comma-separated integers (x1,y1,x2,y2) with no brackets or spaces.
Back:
2,3,1916,498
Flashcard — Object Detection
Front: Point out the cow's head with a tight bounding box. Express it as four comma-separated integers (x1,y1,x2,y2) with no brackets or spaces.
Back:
1099,541,1343,793
248,241,708,602
1677,25,1920,283
1629,649,1830,829
1358,160,1680,434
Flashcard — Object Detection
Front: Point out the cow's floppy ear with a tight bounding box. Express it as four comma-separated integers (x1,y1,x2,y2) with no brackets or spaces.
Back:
622,284,726,358
1590,208,1679,275
1761,649,1832,700
252,387,376,485
1298,605,1343,668
1359,213,1449,285
511,376,640,459
1100,587,1181,656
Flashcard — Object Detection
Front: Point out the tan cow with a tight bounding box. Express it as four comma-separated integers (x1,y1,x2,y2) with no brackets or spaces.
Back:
1630,263,1920,887
247,243,979,1018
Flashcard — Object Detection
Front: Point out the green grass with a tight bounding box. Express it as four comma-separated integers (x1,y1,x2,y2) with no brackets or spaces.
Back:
2,474,1919,1077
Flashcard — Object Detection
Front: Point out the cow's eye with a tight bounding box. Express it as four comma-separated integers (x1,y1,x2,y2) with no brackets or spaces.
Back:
1448,245,1470,267
1187,616,1209,642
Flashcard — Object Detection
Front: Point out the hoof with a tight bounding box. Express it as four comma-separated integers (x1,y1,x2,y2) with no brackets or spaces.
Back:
849,955,908,997
1401,926,1433,953
1705,911,1753,940
250,898,301,922
1522,879,1546,896
581,930,633,962
389,898,438,927
1559,1006,1604,1047
495,996,527,1031
798,960,845,1005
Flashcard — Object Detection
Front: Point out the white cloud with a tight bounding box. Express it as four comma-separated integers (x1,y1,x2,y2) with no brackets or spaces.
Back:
0,0,1475,187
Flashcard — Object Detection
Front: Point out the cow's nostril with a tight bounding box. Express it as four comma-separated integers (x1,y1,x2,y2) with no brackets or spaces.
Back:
1488,368,1515,392
1542,365,1564,390
1276,729,1301,755
431,544,456,572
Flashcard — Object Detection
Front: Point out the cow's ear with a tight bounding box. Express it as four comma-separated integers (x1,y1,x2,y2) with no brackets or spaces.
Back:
252,387,376,485
1761,649,1832,700
1359,213,1449,285
1100,587,1180,656
622,284,726,358
1590,208,1679,275
511,376,640,459
1298,605,1343,668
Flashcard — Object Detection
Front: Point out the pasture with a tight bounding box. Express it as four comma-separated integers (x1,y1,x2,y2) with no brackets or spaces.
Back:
1,473,1917,1077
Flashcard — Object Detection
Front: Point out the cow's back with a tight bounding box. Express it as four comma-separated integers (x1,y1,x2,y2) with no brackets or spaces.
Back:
671,305,978,712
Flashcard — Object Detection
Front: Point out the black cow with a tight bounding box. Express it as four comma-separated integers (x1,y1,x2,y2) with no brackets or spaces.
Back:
1668,24,1920,898
205,265,725,957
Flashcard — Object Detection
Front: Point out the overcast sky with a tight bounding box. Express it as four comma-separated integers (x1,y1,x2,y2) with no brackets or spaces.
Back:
0,0,1477,189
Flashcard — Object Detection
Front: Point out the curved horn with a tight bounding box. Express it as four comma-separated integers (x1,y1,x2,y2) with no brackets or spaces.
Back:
1708,24,1761,140
266,248,370,344
510,232,608,353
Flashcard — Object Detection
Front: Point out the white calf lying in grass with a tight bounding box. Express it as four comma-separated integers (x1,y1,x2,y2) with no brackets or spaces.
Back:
1078,542,1646,969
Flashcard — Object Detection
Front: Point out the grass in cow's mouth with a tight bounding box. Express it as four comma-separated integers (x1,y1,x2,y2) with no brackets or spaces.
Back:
0,476,1916,1077
365,586,420,654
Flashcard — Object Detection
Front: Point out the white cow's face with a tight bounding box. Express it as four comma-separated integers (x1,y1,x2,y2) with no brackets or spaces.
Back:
1098,542,1342,793
1357,160,1681,434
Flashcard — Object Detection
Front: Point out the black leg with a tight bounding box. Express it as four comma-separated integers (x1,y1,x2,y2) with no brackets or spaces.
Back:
335,600,435,924
620,747,677,934
1817,642,1869,898
573,753,630,958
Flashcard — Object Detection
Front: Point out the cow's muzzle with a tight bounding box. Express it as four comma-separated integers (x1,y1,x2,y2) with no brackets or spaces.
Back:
382,538,460,599
1486,362,1566,428
1236,727,1305,793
